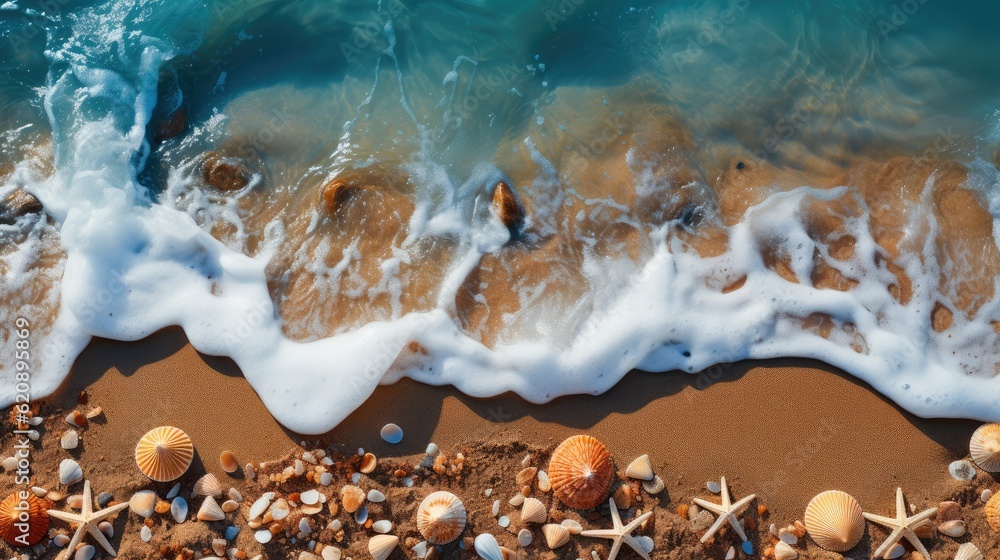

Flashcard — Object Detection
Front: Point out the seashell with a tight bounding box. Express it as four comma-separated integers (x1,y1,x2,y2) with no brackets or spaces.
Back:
542,523,570,548
372,520,392,534
416,491,466,544
220,451,239,474
804,490,865,552
624,455,654,481
249,496,270,520
65,410,87,428
642,475,665,494
948,460,976,482
320,472,333,486
884,543,905,559
139,525,152,543
254,529,272,544
222,500,239,513
323,546,343,560
498,515,510,528
982,489,993,503
537,470,551,492
725,546,736,560
0,492,49,546
59,459,83,486
1,457,15,471
368,534,398,560
561,519,583,534
380,423,403,444
509,494,525,507
228,487,243,502
47,491,64,501
129,490,158,518
367,490,385,503
970,423,1000,472
937,519,966,537
774,541,798,560
985,491,1000,531
193,473,224,498
85,406,102,419
76,543,96,560
360,453,377,474
548,435,614,510
914,520,934,538
212,538,227,555
301,502,323,515
636,536,654,554
197,496,226,521
520,497,547,523
67,495,83,509
30,486,45,498
134,426,194,482
954,542,984,560
341,485,366,513
61,430,79,450
474,533,503,560
706,481,722,493
516,467,538,487
170,497,188,523
301,489,320,505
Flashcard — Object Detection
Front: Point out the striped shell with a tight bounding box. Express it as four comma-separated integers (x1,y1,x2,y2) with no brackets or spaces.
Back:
985,491,1000,531
803,490,865,552
0,493,49,546
970,423,1000,472
416,491,466,544
954,543,984,560
368,534,398,560
548,435,614,509
135,426,194,482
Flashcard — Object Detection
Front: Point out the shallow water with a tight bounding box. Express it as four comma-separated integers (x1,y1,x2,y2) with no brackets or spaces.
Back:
1,0,1000,432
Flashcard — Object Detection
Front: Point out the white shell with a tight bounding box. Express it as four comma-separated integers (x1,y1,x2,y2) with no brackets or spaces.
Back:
636,536,654,554
509,494,525,507
140,525,152,543
982,489,993,503
954,542,984,560
229,488,243,502
937,519,966,537
170,497,188,523
129,490,158,518
948,460,977,481
1,457,16,471
193,473,224,497
254,529,272,544
498,515,510,528
367,490,385,503
380,423,403,444
725,546,736,560
561,519,583,534
537,470,551,492
774,541,798,560
969,423,1000,472
59,459,83,486
197,496,226,521
642,475,665,494
249,496,271,519
625,455,654,481
517,528,532,546
491,500,500,516
301,489,320,505
61,430,79,450
520,497,547,523
322,546,342,560
368,534,398,560
474,533,504,560
542,524,569,548
373,520,392,534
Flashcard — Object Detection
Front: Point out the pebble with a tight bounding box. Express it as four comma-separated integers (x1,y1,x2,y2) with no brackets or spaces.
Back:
706,481,722,494
498,515,510,528
98,521,113,538
225,526,239,541
255,529,272,544
948,460,976,481
517,528,532,546
75,544,96,560
367,490,385,503
60,430,79,450
637,536,654,554
166,483,181,500
492,500,500,516
320,472,333,486
381,423,404,444
373,520,392,534
983,489,994,503
140,526,152,543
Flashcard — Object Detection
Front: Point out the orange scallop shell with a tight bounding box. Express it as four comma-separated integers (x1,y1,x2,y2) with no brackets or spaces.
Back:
0,493,50,546
548,435,614,509
135,426,194,482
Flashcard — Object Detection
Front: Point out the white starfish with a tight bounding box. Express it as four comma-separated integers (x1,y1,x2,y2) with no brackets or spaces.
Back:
862,487,938,560
691,476,756,543
47,480,130,557
580,497,654,560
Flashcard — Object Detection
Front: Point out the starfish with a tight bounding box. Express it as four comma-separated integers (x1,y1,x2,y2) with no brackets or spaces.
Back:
691,476,756,543
47,480,130,557
580,497,654,560
862,487,938,560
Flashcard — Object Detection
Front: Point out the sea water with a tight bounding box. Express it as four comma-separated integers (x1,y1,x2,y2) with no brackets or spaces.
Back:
1,0,999,433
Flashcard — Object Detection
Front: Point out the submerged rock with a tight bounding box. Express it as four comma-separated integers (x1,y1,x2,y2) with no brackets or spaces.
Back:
491,181,523,229
0,189,43,225
154,109,186,143
321,180,360,214
203,152,252,191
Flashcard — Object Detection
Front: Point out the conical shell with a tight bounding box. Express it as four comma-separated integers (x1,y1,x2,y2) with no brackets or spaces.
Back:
474,533,503,560
520,497,547,524
59,459,83,486
368,534,398,560
193,474,224,498
0,493,49,546
774,541,798,560
548,435,614,509
197,496,226,521
803,490,865,552
970,423,1000,472
985,491,1000,531
542,524,570,549
135,426,194,482
624,455,654,481
416,491,466,544
954,543,984,560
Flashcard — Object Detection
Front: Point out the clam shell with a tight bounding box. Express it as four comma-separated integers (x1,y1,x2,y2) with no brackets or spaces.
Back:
774,541,798,560
197,496,226,521
222,500,239,513
360,453,377,474
129,490,158,518
561,519,583,534
954,542,984,560
520,497,547,524
0,492,49,546
937,519,965,537
301,489,320,505
59,458,83,486
416,491,466,544
542,523,570,549
193,474,224,498
341,485,366,513
134,426,194,482
249,496,271,519
642,475,665,495
984,491,1000,531
803,490,865,552
368,534,398,560
548,435,614,510
474,533,503,560
624,455,654,481
170,497,188,523
970,423,1000,472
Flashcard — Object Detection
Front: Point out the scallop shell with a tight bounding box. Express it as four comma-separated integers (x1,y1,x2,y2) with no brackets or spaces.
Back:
197,496,226,521
520,497,547,524
970,423,1000,472
774,541,798,560
548,435,614,510
0,492,49,546
624,455,654,481
803,490,865,552
134,426,194,482
474,533,503,560
193,474,224,498
341,485,366,513
59,459,83,486
954,543,984,560
368,534,398,560
416,491,466,544
129,490,158,518
542,523,570,549
985,491,1000,531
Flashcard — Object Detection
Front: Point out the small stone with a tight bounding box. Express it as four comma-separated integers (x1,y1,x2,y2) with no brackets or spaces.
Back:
203,153,252,191
706,481,722,494
492,181,524,229
140,526,152,542
982,489,993,503
498,516,510,528
60,430,79,450
0,189,43,225
517,528,532,546
936,501,963,524
948,460,976,481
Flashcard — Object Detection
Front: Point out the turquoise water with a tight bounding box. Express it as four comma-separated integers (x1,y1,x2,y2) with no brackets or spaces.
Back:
2,0,1000,431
